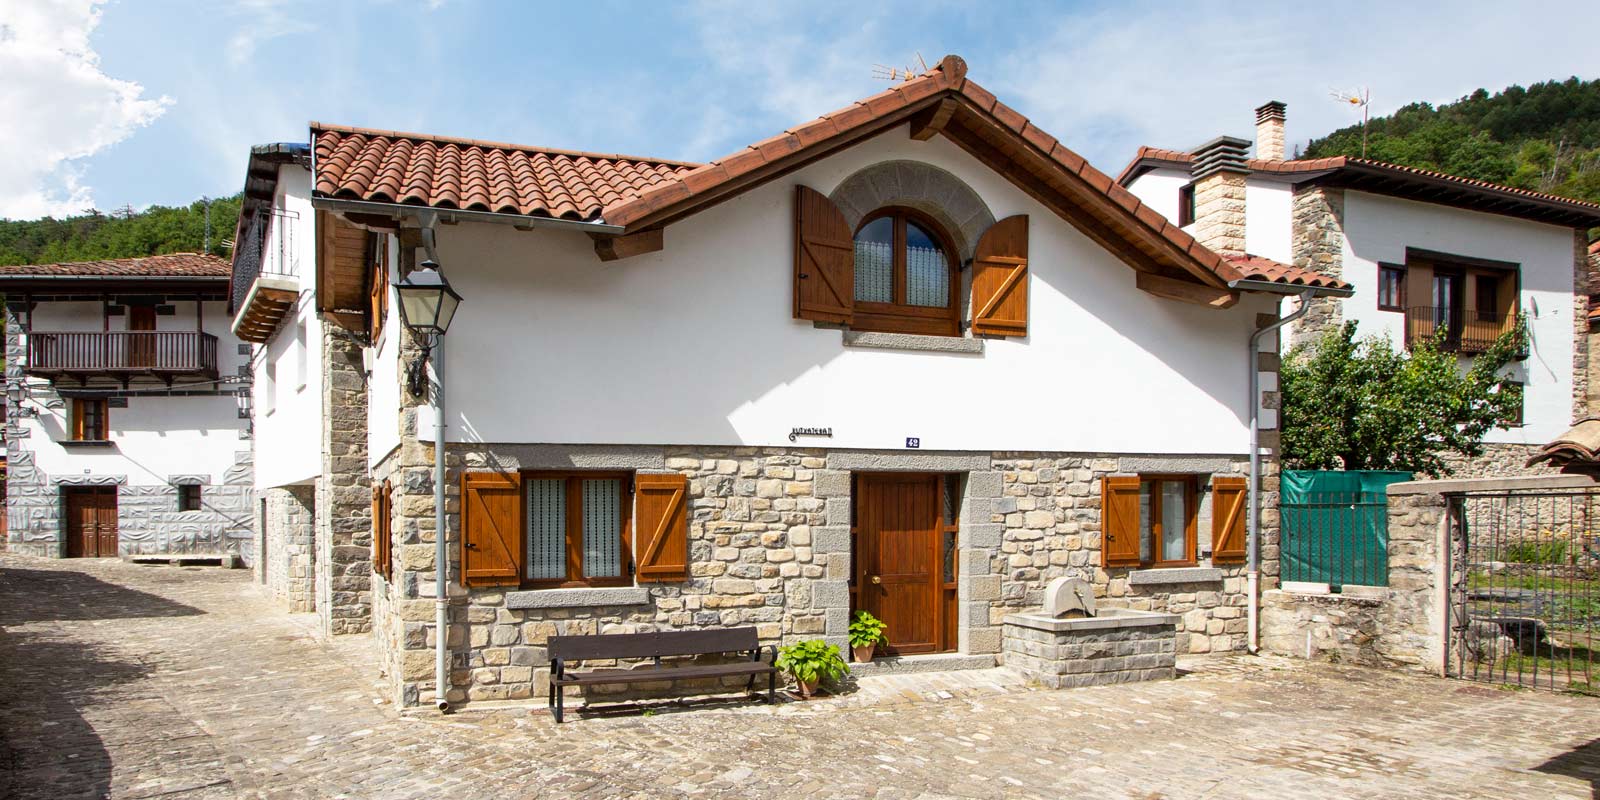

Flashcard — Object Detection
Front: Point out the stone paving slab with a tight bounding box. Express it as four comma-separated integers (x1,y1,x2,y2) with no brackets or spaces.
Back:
1,553,1597,799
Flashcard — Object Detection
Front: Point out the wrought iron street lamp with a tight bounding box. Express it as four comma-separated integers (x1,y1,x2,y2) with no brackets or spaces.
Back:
394,257,462,712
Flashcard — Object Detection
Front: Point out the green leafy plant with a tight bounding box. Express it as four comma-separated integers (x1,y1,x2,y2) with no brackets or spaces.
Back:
1281,320,1526,478
774,639,849,685
848,610,889,649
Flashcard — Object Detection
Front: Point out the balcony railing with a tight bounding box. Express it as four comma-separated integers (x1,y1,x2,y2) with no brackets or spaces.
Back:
27,331,219,378
1405,306,1523,356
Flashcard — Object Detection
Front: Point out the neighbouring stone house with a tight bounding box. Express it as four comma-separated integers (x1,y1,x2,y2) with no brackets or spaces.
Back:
1,255,253,560
1118,105,1600,476
231,56,1356,708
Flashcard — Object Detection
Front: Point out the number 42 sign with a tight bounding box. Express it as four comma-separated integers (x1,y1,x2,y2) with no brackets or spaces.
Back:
905,437,920,449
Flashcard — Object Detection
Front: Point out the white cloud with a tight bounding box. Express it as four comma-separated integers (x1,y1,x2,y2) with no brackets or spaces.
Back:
225,0,313,67
0,0,171,219
992,1,1600,173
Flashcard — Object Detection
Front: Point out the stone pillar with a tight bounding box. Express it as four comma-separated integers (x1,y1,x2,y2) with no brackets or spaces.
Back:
4,303,58,557
263,484,316,612
1288,186,1346,350
316,328,372,636
1189,136,1251,257
1254,101,1286,161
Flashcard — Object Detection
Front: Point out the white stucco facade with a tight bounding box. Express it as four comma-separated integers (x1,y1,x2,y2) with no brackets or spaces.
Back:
400,127,1276,455
251,166,324,489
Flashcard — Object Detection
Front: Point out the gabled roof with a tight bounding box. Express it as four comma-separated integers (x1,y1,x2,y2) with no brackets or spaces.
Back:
1117,147,1600,229
308,55,1346,295
311,123,699,221
0,253,229,279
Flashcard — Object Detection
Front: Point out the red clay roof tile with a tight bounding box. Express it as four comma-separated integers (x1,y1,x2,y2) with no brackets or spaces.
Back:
1225,254,1350,290
0,253,229,278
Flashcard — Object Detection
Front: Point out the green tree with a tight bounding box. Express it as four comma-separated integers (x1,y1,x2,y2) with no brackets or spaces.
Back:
1280,321,1526,478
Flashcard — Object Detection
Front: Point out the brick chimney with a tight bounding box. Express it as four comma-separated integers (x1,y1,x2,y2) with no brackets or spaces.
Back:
1190,135,1251,256
1255,101,1286,161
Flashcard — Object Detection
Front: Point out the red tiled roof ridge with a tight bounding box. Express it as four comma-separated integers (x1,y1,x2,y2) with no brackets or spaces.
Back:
0,252,229,277
1118,146,1600,211
1223,253,1350,291
309,121,703,169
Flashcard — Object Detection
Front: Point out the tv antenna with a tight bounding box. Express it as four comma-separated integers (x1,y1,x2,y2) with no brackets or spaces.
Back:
1330,87,1371,157
872,52,929,82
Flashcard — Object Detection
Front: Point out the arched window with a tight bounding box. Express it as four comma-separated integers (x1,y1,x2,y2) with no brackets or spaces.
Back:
851,208,959,336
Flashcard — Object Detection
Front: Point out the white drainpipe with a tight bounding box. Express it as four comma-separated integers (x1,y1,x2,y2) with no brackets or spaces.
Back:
1237,286,1321,654
417,217,452,712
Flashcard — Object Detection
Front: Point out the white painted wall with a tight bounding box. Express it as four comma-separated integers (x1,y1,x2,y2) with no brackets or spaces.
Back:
252,165,324,489
411,127,1274,454
1244,178,1293,264
368,235,402,467
1124,168,1189,229
18,298,246,486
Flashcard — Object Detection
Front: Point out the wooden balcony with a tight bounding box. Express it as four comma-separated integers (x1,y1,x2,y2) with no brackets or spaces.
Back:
27,331,219,381
1405,306,1525,357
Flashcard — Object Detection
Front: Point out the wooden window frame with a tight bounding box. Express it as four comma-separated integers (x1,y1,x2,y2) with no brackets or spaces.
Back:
1177,183,1196,228
851,207,961,337
1377,263,1406,312
177,484,202,512
71,398,109,442
1475,273,1499,322
521,471,634,590
1140,474,1198,568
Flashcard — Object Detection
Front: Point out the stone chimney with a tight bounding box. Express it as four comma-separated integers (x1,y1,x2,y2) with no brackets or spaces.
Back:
1190,136,1251,256
1255,101,1286,161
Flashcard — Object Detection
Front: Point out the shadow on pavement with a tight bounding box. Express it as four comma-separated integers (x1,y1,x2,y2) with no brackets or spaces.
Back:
1535,738,1600,799
0,566,204,624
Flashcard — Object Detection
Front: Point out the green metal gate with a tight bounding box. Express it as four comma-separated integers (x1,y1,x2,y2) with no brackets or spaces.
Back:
1280,470,1411,589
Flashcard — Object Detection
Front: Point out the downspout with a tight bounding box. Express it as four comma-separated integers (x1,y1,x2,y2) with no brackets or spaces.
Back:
418,212,451,712
1245,287,1316,654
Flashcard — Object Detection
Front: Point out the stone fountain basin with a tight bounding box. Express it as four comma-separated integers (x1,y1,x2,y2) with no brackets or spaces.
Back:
1001,607,1179,689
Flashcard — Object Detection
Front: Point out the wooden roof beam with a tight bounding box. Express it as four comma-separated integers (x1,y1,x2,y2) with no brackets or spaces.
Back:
592,228,665,262
1136,272,1239,308
909,98,959,142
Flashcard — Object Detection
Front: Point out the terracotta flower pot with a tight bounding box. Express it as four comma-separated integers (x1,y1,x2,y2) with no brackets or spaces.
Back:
852,644,876,663
795,677,819,698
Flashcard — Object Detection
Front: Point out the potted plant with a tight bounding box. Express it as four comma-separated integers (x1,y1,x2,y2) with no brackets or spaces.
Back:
848,610,888,663
774,639,849,698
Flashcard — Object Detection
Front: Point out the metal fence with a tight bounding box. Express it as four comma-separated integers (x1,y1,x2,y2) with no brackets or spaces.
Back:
1280,470,1410,589
1447,489,1599,693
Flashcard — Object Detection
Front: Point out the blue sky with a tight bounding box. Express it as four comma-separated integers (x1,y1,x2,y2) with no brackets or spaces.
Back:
4,0,1599,219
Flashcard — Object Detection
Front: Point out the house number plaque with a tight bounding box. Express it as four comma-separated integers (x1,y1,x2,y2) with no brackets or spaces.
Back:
789,427,832,442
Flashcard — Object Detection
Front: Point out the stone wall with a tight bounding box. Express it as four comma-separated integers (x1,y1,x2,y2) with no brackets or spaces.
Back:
1260,480,1446,672
115,455,255,556
1439,443,1548,479
1573,229,1591,421
260,484,316,613
315,330,372,636
1287,186,1346,350
372,441,1270,708
1191,173,1247,256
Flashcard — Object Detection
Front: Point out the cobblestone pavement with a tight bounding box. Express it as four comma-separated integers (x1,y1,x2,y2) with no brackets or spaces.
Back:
1,554,1597,799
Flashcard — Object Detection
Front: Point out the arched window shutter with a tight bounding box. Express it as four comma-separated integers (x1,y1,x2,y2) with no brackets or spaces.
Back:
970,215,1029,337
1101,476,1142,567
461,471,523,587
793,185,855,324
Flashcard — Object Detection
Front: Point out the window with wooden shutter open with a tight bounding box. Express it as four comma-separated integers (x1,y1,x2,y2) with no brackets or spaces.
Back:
1210,476,1248,563
970,215,1029,337
794,185,855,324
1101,475,1142,567
461,471,523,587
634,472,689,582
372,480,391,579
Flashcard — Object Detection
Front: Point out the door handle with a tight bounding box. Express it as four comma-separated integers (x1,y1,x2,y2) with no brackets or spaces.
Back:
870,575,882,585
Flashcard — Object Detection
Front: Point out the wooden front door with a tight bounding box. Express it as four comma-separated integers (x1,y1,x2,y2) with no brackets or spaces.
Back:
64,487,118,558
128,306,157,368
855,473,949,655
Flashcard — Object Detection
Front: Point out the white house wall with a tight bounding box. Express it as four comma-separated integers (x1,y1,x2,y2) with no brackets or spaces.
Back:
1338,190,1576,444
368,234,402,468
415,126,1274,454
1243,179,1292,264
1124,168,1189,228
252,165,324,489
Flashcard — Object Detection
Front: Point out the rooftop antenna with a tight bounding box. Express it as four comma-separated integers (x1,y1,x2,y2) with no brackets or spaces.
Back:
1330,87,1371,157
872,52,929,82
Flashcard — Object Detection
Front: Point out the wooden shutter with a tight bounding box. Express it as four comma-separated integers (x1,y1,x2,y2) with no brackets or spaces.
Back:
970,215,1029,337
367,234,389,343
634,472,689,582
793,185,854,324
461,471,522,587
372,480,392,579
1101,476,1142,567
1210,476,1248,563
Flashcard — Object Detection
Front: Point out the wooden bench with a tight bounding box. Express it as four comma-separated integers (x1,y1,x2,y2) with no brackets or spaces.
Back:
547,627,777,723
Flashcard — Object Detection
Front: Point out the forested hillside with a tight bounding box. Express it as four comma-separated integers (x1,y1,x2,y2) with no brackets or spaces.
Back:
0,194,242,266
1303,77,1600,206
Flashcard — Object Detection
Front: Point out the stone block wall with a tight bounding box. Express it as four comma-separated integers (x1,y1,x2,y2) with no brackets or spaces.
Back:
1002,614,1178,689
1288,186,1346,351
260,484,316,613
371,441,1272,708
315,330,371,636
